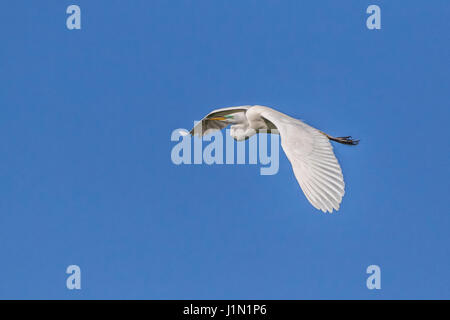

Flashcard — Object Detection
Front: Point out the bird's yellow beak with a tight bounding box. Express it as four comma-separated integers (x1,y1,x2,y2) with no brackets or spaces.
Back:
207,116,227,121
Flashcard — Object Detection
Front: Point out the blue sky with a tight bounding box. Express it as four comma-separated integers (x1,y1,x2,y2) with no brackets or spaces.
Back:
0,0,449,299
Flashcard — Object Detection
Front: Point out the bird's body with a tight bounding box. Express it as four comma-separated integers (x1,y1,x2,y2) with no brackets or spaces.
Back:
189,105,359,213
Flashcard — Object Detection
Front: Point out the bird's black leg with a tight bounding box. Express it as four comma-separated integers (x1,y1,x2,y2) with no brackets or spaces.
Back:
319,131,360,145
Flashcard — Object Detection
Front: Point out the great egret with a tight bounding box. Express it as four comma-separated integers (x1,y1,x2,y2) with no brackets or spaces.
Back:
188,105,359,213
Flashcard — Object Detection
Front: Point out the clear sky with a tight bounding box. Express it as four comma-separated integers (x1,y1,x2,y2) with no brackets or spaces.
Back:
0,0,449,299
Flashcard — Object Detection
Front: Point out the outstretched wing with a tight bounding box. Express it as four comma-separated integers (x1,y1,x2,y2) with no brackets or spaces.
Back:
189,106,250,137
260,108,345,213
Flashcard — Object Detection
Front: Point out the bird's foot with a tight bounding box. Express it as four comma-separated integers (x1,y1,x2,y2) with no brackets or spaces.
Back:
333,136,360,145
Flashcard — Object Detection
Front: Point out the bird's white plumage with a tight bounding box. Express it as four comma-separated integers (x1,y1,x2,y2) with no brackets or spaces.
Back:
190,106,251,137
257,107,345,213
189,105,349,213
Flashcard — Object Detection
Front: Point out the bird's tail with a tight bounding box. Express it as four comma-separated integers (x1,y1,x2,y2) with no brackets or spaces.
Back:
320,131,360,145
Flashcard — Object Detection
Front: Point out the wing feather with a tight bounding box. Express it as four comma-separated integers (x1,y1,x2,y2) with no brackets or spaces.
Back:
260,108,345,213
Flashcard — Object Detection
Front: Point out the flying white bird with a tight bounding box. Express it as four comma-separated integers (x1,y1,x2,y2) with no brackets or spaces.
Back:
188,105,359,213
